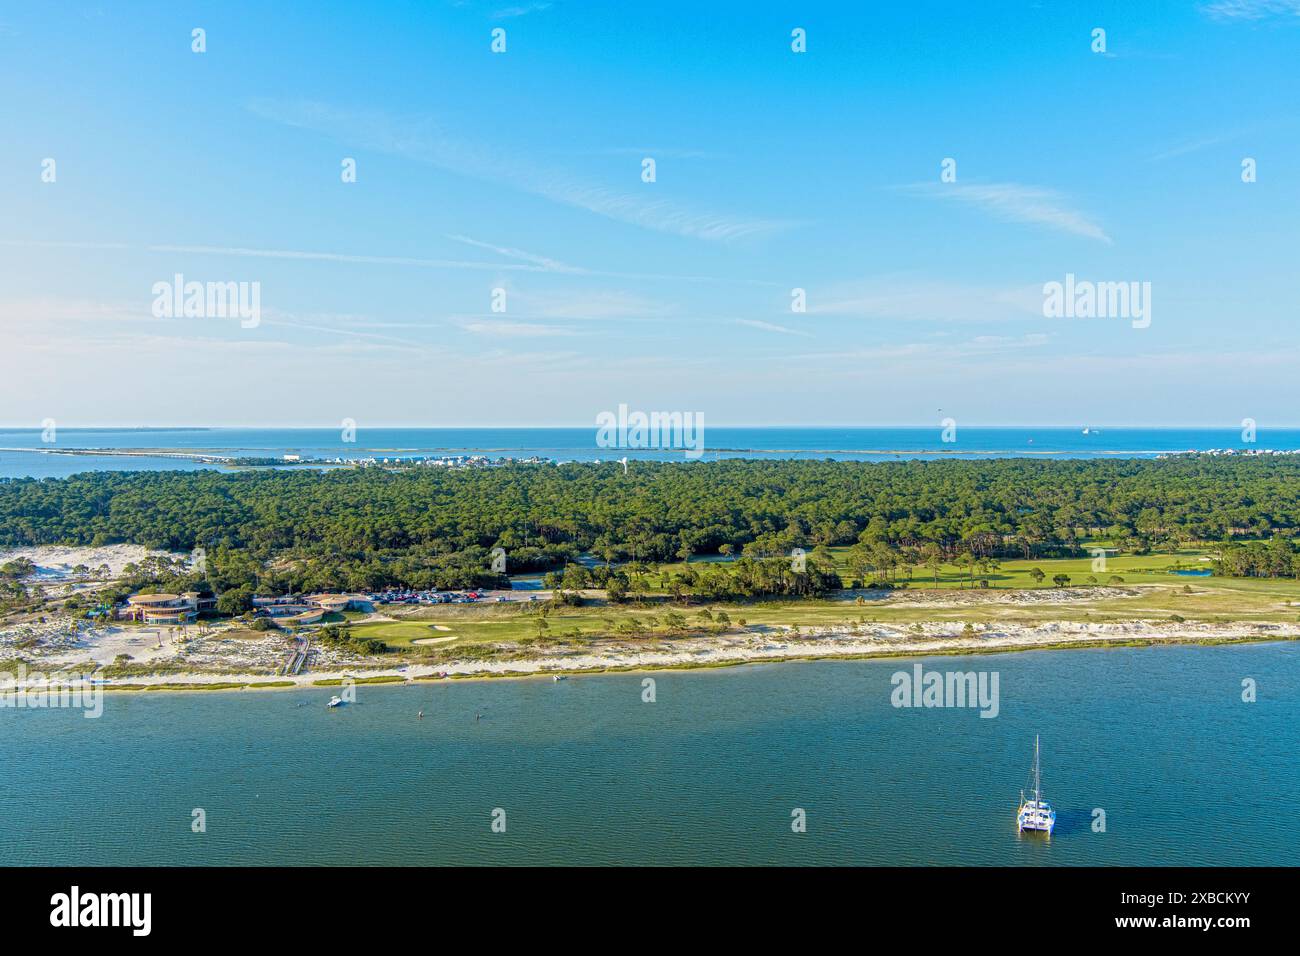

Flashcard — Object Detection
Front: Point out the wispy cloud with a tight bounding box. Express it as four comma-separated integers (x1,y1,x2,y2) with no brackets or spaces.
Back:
1146,120,1288,161
246,99,790,242
493,2,552,19
0,239,132,252
148,243,548,273
527,290,672,321
903,182,1111,243
0,295,436,353
259,311,428,348
0,236,556,274
0,296,146,328
809,277,1044,323
457,318,575,337
444,234,580,273
1202,0,1300,20
733,319,811,337
787,332,1052,365
3,233,783,289
1147,134,1234,161
581,146,723,160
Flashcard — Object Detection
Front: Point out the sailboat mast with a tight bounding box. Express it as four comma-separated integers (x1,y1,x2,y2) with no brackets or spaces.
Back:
1033,735,1041,802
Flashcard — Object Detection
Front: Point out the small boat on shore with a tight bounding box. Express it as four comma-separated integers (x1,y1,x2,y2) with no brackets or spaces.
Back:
1017,735,1056,836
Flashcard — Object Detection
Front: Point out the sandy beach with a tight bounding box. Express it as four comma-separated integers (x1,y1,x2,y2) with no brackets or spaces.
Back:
3,614,1294,692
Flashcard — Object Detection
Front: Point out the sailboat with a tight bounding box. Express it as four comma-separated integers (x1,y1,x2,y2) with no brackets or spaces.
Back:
1017,735,1056,835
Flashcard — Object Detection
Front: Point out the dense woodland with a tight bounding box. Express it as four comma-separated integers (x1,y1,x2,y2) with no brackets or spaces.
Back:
2,457,1300,597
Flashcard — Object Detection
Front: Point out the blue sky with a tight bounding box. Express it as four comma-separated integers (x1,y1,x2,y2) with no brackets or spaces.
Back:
1,0,1298,426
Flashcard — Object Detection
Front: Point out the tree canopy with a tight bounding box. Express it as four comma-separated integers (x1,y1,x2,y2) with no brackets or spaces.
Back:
1,456,1297,592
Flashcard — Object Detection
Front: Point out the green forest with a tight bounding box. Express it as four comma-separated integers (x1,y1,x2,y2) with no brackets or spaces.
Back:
2,456,1299,596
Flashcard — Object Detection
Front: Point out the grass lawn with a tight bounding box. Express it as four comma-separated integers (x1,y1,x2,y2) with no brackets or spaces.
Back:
375,607,626,646
355,546,1300,653
347,620,462,649
653,545,1218,590
221,628,272,641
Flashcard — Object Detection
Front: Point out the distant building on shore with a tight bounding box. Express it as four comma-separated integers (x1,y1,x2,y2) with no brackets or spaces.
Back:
122,591,360,625
253,593,360,613
122,591,216,624
248,592,362,626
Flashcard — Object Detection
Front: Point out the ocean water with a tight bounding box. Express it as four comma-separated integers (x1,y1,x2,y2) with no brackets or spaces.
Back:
2,643,1296,866
1,425,1297,478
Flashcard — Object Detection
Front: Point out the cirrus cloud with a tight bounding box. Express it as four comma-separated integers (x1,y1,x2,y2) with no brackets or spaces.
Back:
902,182,1111,243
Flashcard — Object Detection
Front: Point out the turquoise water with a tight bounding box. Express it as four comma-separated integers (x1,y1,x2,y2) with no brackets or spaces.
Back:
2,643,1296,866
3,426,1298,477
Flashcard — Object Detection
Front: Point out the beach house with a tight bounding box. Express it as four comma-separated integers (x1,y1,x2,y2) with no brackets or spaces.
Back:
123,591,215,624
247,592,362,625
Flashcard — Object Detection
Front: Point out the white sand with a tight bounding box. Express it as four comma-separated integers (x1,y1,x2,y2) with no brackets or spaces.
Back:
0,544,183,580
81,627,176,666
3,616,1294,691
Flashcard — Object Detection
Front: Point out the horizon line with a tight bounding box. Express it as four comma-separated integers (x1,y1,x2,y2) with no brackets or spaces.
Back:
0,423,1289,431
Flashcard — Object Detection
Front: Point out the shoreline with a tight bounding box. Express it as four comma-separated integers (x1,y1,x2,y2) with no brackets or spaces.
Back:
0,445,1218,462
11,626,1295,696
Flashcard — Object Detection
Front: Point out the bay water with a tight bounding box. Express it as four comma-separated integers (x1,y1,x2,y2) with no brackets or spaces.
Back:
2,643,1294,866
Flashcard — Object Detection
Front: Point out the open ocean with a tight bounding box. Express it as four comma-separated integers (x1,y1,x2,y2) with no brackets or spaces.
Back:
2,644,1296,866
1,425,1297,478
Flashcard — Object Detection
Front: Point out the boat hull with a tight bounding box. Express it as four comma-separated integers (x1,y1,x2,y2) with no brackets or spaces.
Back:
1017,821,1055,835
1017,801,1056,835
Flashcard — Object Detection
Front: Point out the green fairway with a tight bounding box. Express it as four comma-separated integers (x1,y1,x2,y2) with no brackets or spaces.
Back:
388,605,660,646
359,545,1300,655
654,545,1220,590
347,621,459,648
852,548,1212,589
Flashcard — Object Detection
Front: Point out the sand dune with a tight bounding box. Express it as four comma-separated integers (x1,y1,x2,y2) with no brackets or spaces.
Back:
0,544,183,580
